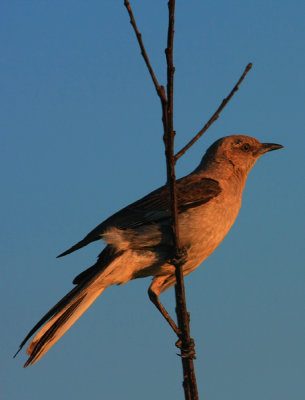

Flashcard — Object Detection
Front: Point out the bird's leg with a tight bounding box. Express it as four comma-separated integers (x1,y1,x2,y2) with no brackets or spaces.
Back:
148,286,182,338
148,287,196,358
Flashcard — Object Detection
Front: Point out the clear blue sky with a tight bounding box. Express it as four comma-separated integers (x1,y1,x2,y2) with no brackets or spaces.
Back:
2,1,304,399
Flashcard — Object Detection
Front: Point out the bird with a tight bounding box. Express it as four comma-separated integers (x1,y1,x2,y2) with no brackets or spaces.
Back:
15,135,283,367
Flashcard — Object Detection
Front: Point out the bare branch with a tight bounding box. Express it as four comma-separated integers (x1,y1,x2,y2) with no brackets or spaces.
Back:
163,0,179,249
123,0,167,104
175,62,253,161
165,0,176,165
163,1,199,399
124,2,199,398
124,1,169,149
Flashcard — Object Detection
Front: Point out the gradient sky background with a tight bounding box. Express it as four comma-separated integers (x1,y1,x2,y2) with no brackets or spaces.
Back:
1,1,304,399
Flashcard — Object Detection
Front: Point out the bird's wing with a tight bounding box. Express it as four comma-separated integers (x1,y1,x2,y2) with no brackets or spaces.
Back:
57,176,221,257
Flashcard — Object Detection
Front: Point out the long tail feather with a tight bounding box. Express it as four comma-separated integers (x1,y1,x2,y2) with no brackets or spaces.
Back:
13,284,81,359
16,246,121,367
24,282,105,367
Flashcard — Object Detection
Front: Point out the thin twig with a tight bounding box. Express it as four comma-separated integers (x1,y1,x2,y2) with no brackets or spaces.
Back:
123,0,167,104
175,62,253,161
124,0,169,144
164,0,178,246
165,0,176,180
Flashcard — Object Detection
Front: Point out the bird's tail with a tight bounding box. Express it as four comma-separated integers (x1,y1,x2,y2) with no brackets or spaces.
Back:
27,285,104,367
15,246,121,367
20,278,105,367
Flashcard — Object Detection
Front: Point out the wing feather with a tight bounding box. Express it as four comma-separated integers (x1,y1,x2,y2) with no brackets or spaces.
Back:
57,177,221,257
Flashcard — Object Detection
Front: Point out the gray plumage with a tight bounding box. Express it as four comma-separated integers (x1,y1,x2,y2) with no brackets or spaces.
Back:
15,135,283,367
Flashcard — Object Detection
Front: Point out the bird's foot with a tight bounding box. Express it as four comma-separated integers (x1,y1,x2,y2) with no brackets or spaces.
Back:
175,337,196,360
171,246,188,266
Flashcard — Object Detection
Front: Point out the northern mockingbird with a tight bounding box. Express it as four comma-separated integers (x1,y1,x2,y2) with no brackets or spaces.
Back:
15,135,283,367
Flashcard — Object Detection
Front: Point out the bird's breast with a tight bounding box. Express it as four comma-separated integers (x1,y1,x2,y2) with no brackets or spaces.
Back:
178,191,242,268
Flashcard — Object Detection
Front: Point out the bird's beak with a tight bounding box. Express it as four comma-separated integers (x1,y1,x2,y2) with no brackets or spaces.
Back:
261,142,284,153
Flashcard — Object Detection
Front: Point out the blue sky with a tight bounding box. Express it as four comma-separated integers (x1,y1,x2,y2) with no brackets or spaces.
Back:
1,1,304,399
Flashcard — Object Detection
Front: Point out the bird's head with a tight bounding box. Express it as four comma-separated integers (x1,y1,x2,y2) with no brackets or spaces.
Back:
194,135,283,178
200,135,283,177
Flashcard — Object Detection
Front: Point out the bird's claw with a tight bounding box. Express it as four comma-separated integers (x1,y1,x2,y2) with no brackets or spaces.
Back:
172,246,188,266
175,337,196,360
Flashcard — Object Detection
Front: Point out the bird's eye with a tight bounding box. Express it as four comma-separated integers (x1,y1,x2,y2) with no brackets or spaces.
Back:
242,143,250,152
